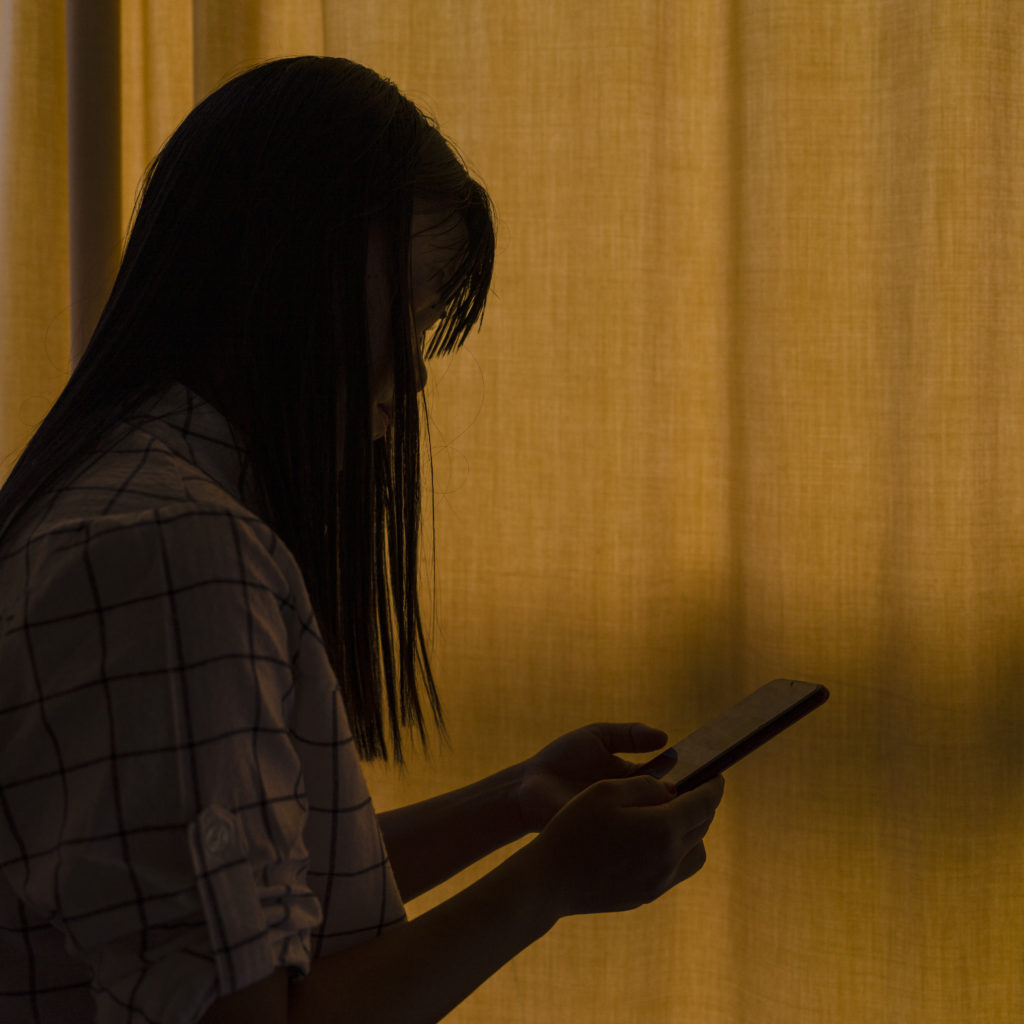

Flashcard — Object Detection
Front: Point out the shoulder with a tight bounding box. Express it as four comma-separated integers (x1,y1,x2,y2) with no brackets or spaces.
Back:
34,414,252,532
5,499,302,615
0,499,320,712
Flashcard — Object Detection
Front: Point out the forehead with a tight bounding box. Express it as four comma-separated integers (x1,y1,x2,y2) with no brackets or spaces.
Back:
410,210,467,291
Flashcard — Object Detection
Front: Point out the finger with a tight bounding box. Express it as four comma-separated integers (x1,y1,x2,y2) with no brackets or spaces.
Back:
679,815,715,850
672,840,708,885
590,722,669,753
656,840,709,900
599,773,677,807
674,775,725,821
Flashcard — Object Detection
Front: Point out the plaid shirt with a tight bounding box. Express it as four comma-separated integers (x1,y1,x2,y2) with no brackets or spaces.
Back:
0,383,405,1022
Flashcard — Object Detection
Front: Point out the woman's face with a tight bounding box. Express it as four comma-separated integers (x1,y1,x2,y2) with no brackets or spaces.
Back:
366,210,467,439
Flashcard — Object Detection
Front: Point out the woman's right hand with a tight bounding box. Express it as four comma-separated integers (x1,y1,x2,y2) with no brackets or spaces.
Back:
206,772,725,1024
524,773,725,918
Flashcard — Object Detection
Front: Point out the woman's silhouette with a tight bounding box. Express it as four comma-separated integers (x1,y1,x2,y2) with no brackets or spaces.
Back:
0,57,724,1023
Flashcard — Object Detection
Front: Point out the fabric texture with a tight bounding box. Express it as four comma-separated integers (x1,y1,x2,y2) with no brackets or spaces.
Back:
0,384,405,1023
1,2,1022,1022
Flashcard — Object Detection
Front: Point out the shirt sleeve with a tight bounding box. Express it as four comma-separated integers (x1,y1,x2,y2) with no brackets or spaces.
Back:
0,502,323,1023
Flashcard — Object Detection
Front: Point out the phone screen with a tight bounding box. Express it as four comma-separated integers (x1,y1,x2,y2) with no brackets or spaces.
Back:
638,679,830,794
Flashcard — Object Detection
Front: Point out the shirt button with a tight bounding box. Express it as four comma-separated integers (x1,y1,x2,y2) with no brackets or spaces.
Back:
203,819,232,854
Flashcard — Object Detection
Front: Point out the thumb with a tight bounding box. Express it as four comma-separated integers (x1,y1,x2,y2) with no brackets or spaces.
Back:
603,773,677,808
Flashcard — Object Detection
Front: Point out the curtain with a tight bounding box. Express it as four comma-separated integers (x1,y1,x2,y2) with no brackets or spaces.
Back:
2,2,1021,1020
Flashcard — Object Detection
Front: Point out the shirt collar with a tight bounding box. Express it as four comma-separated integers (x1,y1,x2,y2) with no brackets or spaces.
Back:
127,382,260,512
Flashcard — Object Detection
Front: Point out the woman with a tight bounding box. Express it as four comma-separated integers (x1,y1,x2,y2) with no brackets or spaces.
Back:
0,56,724,1023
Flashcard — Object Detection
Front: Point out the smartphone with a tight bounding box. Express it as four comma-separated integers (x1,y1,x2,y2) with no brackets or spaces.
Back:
637,679,830,794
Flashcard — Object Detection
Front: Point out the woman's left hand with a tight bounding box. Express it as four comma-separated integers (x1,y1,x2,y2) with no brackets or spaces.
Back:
514,722,670,834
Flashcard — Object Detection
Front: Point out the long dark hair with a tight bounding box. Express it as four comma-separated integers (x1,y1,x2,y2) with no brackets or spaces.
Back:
0,56,495,764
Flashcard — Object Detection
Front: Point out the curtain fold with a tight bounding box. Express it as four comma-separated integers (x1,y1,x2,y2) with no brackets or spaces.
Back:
0,2,1020,1020
0,1,70,473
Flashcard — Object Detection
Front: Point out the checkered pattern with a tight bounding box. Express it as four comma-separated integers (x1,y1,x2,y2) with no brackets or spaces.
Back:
0,384,405,1022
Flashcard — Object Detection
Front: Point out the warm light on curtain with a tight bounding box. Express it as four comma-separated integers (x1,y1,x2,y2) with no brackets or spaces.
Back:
1,2,1021,1021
